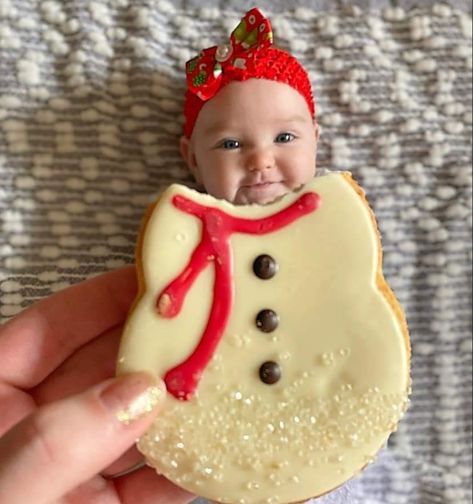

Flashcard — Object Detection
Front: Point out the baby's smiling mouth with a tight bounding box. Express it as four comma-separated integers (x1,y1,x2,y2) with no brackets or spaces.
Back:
245,181,276,189
237,180,287,204
242,179,282,189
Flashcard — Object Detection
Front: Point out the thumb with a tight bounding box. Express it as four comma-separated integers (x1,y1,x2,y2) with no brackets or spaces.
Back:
0,372,165,504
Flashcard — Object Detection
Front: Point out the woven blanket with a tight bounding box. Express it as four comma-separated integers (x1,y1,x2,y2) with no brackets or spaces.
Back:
0,2,471,503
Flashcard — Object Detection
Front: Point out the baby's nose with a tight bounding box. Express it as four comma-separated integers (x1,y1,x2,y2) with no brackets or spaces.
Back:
245,147,275,171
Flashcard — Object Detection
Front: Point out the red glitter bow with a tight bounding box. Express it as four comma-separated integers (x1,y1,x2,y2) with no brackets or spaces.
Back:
185,7,273,101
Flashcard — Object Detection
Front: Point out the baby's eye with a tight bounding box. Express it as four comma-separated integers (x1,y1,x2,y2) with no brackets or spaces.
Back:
219,139,240,150
275,132,295,143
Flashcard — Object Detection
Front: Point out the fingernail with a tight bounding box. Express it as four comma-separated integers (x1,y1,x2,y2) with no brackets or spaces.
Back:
100,373,165,425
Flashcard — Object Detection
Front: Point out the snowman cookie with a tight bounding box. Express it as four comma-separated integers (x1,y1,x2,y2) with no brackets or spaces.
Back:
117,171,411,504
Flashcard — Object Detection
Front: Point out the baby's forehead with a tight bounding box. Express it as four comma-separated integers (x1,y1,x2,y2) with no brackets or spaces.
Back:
198,113,310,136
193,79,313,136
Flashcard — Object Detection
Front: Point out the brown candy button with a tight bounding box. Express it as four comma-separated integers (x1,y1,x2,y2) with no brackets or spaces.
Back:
259,361,282,384
255,309,279,333
253,254,278,280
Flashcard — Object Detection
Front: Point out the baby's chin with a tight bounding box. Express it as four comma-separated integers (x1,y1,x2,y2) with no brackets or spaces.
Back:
234,182,289,205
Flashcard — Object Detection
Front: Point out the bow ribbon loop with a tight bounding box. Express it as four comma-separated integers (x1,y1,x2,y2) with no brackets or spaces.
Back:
186,7,273,101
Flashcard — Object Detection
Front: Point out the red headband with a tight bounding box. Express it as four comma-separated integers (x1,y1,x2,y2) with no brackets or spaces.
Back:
183,8,316,138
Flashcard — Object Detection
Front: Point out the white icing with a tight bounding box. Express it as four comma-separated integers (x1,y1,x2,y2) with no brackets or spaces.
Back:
118,173,410,503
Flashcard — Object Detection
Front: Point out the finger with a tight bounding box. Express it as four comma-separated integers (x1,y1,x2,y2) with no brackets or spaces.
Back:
59,477,118,504
115,466,195,504
0,266,137,389
62,468,195,504
101,446,144,479
0,372,164,504
31,325,123,406
30,324,144,482
0,383,36,436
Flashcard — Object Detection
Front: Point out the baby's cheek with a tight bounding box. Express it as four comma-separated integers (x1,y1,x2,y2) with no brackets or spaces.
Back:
204,176,239,204
290,159,316,186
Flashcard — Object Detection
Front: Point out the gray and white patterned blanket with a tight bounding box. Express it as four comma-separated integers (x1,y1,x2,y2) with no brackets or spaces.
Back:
0,1,471,503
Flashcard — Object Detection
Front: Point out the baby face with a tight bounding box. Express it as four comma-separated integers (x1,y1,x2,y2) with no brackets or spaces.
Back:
181,79,319,205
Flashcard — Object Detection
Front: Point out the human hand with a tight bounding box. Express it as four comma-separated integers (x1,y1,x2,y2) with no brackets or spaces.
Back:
0,267,194,504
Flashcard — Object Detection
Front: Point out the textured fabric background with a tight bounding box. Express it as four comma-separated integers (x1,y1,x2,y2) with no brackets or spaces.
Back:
0,1,472,503
184,0,473,13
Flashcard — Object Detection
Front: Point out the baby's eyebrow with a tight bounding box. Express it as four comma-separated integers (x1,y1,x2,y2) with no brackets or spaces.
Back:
203,123,232,137
277,114,310,124
202,114,310,137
